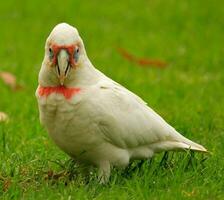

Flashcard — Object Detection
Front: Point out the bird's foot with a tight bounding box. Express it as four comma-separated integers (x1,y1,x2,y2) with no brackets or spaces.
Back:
98,161,110,184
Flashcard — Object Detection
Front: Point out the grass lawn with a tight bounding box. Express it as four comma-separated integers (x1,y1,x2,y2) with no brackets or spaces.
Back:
0,0,224,199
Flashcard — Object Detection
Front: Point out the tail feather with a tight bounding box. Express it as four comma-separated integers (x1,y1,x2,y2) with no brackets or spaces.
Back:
174,131,207,152
150,140,207,153
181,140,207,152
150,128,207,153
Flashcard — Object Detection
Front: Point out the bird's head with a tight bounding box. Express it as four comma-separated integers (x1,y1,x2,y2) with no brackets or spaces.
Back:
39,23,87,86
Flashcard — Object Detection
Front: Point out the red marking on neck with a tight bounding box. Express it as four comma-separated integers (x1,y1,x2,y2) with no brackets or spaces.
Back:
38,85,81,99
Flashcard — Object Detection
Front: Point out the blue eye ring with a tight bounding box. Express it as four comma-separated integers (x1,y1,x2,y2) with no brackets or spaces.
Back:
74,46,79,62
49,48,54,60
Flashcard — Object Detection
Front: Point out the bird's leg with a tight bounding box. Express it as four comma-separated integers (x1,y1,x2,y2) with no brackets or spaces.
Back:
136,160,145,170
98,161,110,184
159,151,169,167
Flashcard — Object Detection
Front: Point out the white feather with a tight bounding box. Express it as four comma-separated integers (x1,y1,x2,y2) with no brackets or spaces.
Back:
36,23,207,183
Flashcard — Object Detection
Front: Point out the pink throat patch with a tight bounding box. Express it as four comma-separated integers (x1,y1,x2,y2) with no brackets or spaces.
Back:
38,86,81,99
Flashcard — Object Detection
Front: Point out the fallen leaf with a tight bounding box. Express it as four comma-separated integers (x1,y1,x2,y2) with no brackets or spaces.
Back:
0,71,21,90
117,47,167,68
0,112,9,123
3,179,11,192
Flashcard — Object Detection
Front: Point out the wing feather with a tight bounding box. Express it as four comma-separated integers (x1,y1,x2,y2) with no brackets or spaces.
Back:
89,81,180,148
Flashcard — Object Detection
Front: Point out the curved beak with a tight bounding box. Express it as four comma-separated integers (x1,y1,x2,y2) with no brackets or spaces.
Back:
56,49,70,85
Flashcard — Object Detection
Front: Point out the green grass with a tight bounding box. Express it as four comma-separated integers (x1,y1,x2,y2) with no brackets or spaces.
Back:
0,0,224,199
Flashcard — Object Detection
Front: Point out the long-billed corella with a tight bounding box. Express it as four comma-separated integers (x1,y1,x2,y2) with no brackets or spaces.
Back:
36,23,207,183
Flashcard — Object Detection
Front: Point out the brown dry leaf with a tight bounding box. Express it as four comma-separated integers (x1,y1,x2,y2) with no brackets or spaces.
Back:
117,47,168,68
3,179,11,192
0,112,9,123
0,71,21,90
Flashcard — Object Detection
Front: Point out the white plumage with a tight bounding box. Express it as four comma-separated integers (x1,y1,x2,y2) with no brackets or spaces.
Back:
36,23,207,183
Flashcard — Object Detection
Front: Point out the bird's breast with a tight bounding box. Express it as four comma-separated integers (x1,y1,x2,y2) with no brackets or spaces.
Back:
36,85,84,133
36,85,88,155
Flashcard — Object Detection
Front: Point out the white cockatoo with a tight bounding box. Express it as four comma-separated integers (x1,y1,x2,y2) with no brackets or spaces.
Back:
36,23,207,183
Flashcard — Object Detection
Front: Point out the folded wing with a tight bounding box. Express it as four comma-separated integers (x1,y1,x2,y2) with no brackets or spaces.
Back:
88,80,206,156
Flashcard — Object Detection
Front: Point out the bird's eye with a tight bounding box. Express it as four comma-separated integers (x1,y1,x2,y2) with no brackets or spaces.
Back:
74,47,79,62
49,48,54,60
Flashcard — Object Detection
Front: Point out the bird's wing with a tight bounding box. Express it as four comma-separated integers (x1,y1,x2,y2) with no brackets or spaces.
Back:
87,79,206,152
